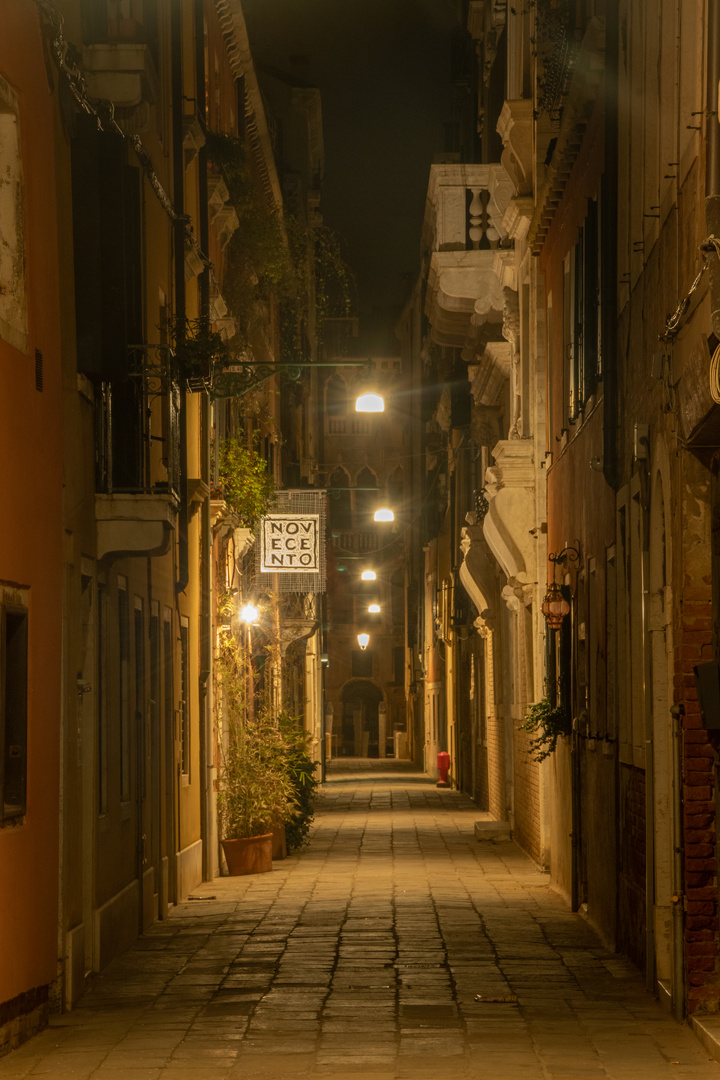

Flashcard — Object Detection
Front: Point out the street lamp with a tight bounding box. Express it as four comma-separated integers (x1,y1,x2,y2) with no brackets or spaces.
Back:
357,633,370,650
373,507,394,522
239,603,259,625
541,545,580,629
355,391,384,413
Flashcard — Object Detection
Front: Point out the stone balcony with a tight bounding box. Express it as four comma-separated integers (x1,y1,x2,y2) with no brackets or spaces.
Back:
83,44,158,110
422,163,515,360
95,493,178,561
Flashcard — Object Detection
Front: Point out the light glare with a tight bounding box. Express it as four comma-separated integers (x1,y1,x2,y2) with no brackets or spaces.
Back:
361,570,376,581
239,603,259,625
374,508,394,522
355,392,384,413
368,604,381,614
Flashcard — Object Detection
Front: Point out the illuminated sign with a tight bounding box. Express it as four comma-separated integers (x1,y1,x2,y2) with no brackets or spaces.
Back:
260,514,320,573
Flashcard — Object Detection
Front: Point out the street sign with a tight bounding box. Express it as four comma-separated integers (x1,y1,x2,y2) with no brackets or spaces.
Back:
260,514,320,573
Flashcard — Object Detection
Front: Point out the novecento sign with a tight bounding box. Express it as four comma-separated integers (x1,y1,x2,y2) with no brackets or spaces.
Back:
260,514,320,572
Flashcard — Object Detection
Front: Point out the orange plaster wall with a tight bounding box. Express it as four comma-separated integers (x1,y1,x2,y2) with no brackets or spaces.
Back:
0,1,63,1003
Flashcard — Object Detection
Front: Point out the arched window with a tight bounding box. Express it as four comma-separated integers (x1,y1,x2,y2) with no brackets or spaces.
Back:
389,466,403,514
326,375,347,416
355,466,377,525
391,568,404,627
329,467,352,531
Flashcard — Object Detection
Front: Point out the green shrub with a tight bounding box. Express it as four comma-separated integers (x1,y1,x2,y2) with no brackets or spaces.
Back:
519,698,571,762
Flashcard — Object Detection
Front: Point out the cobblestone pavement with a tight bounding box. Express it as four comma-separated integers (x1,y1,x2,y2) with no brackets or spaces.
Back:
2,764,720,1080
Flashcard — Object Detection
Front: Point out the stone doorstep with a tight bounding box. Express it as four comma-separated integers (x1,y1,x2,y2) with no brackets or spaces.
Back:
474,819,512,842
689,1014,720,1063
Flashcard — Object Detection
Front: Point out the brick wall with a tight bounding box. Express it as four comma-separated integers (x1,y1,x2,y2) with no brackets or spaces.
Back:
675,588,719,1014
514,726,541,864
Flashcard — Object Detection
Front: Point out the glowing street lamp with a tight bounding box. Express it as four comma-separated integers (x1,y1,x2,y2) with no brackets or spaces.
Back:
361,570,376,581
373,508,394,522
368,604,381,614
239,603,259,625
355,391,384,413
357,633,370,650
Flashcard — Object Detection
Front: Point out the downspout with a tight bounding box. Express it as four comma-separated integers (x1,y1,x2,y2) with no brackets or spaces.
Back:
172,0,189,597
670,703,686,1021
601,0,619,490
706,0,720,338
195,0,212,882
641,526,656,993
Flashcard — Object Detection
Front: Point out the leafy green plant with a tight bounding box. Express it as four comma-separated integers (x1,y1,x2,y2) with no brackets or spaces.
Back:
277,711,318,852
215,635,296,840
217,436,274,527
519,698,571,761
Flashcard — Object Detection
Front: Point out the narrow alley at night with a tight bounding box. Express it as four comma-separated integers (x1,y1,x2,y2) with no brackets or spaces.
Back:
5,0,720,1074
2,765,719,1080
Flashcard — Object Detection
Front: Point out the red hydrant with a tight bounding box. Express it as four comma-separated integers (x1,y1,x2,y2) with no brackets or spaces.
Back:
436,751,450,788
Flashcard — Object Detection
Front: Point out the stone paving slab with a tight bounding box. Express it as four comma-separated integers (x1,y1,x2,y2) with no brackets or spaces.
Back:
1,765,720,1079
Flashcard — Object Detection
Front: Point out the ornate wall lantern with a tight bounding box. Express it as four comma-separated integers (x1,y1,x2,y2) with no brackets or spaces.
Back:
541,544,580,629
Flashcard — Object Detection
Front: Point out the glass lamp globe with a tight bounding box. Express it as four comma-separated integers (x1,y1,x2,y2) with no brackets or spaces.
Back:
361,570,376,581
355,392,384,413
357,633,370,650
374,508,394,522
541,583,569,630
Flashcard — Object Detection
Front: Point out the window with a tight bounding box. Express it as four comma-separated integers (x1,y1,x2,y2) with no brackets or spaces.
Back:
1,603,28,821
98,583,108,813
329,468,352,531
118,578,130,801
563,199,600,425
355,467,377,525
0,76,27,352
351,650,373,678
180,617,189,777
134,598,145,797
393,646,404,685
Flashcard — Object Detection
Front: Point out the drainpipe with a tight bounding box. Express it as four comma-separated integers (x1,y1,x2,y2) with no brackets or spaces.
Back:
707,0,720,337
601,0,619,490
194,0,213,883
641,539,656,993
172,0,189,596
670,703,685,1021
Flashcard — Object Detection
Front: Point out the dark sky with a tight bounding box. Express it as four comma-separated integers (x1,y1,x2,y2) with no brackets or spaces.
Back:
242,0,457,350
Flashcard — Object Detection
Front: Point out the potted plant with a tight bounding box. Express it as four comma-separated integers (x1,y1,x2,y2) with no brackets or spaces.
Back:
276,711,319,853
519,697,571,762
215,635,296,874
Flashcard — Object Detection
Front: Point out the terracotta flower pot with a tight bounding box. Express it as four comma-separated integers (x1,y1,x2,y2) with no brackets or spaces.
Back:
221,834,273,876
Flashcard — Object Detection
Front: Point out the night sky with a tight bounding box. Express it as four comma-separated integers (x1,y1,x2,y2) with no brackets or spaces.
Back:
242,0,458,352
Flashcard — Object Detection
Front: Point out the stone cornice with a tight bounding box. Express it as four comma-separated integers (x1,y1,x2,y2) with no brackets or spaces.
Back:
528,17,605,255
215,0,284,214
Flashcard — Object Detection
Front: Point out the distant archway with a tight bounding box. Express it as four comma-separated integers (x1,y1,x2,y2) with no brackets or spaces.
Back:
340,679,383,757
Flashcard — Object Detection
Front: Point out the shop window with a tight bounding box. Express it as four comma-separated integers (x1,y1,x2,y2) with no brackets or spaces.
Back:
1,604,28,821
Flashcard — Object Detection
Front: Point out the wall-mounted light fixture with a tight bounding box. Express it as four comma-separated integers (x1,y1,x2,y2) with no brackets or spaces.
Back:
541,544,580,630
373,507,394,522
368,604,381,614
361,570,377,581
357,633,370,650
